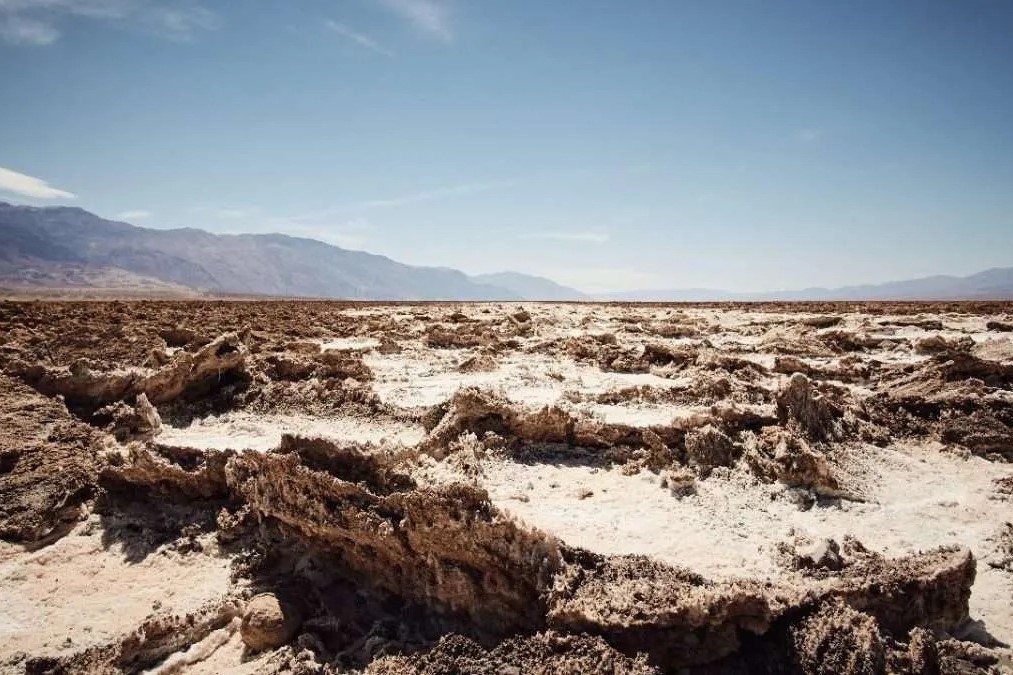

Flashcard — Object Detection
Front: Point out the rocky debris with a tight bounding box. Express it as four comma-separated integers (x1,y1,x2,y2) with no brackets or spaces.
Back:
706,400,778,433
0,374,101,542
648,320,700,338
562,332,617,360
995,475,1013,501
820,330,883,353
659,466,697,497
802,315,843,329
557,334,695,374
697,352,769,377
261,354,316,381
828,546,976,636
276,434,416,494
507,309,533,336
776,373,843,441
744,428,841,497
7,332,248,411
97,392,162,441
242,375,387,418
774,355,814,376
773,355,872,383
4,301,1013,673
775,536,881,577
905,627,942,675
425,324,495,349
641,342,696,368
158,326,205,348
940,409,1013,460
241,593,303,653
545,545,975,671
422,387,683,460
262,350,373,382
101,442,233,500
367,631,659,675
684,424,740,476
376,336,403,354
794,538,845,572
915,334,974,355
987,523,1013,573
457,353,498,373
14,596,242,675
546,553,776,669
987,320,1013,332
789,599,885,674
880,317,946,331
226,447,562,638
939,351,1013,387
871,343,1013,457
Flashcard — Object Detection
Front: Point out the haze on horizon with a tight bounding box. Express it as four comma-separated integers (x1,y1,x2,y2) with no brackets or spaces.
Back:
1,0,1011,294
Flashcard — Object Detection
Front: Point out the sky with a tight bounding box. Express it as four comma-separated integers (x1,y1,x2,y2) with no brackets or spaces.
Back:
1,0,1012,293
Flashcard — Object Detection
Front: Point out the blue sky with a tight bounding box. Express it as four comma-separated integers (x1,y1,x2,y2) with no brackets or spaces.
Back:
1,0,1012,292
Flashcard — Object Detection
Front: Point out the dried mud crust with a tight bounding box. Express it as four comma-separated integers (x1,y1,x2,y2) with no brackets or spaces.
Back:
0,373,102,541
1,300,1013,675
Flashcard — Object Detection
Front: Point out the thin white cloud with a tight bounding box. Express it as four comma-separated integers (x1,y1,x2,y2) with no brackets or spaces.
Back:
521,231,610,243
240,174,514,227
141,4,217,41
325,19,393,57
358,179,514,210
0,0,217,45
117,209,151,220
375,0,451,41
0,165,76,199
0,14,58,44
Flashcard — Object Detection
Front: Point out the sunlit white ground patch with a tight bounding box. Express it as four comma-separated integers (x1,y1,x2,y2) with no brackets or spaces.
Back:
470,442,1013,645
158,412,424,451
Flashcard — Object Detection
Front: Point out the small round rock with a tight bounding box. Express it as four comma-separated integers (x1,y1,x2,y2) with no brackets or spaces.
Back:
240,593,302,652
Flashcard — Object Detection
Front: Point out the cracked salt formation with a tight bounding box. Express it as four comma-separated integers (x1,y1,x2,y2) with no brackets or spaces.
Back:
1,300,1012,674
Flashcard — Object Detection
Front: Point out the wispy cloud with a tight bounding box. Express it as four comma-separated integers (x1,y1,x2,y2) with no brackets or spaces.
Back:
0,14,58,44
140,4,216,41
521,231,610,243
116,209,151,220
0,165,76,199
0,0,218,45
357,179,515,210
375,0,451,41
325,19,392,57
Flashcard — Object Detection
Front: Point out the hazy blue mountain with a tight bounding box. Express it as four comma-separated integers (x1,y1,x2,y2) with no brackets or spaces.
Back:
599,268,1013,301
0,202,527,300
4,202,1009,301
470,271,588,301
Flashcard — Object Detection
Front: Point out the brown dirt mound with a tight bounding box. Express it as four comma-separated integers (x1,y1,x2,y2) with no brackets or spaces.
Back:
367,631,659,675
3,300,1012,674
0,374,102,542
6,332,248,410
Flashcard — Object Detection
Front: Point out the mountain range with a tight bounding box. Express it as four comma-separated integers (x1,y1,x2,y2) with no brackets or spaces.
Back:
1,202,1010,301
0,202,559,300
601,267,1013,301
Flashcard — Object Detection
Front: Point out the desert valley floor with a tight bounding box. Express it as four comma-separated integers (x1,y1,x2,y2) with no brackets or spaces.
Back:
1,300,1012,674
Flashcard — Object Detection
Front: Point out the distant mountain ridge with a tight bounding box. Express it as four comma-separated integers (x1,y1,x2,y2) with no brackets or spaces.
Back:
599,267,1013,301
471,271,589,301
0,202,582,300
2,202,1010,301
